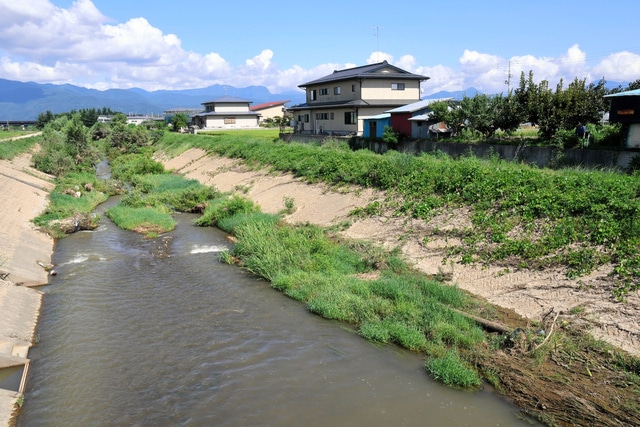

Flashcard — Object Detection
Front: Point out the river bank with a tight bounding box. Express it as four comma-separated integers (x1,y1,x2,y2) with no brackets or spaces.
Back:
160,147,640,357
158,147,640,426
0,151,54,426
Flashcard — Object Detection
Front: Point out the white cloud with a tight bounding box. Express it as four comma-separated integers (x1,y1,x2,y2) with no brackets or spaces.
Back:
593,51,640,83
0,0,636,95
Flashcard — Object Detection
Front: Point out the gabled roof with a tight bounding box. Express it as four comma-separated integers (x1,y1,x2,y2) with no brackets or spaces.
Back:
249,100,290,111
202,95,252,105
299,60,429,88
386,98,453,114
604,89,640,98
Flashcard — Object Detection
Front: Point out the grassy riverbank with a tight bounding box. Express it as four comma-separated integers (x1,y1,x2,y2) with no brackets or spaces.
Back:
158,130,640,299
152,130,640,426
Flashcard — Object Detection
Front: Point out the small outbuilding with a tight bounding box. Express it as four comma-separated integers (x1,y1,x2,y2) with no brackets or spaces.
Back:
604,89,640,148
362,113,391,138
386,98,453,139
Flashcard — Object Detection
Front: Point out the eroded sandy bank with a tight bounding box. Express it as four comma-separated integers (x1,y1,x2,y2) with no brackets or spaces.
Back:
159,148,640,357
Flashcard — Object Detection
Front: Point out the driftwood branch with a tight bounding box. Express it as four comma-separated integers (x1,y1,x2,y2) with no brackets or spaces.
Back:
451,308,511,334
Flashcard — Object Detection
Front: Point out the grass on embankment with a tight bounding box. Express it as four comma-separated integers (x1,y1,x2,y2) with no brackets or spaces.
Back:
198,198,487,388
156,131,640,299
0,133,40,159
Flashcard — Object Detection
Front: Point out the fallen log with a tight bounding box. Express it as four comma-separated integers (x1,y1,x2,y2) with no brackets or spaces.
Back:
451,308,511,334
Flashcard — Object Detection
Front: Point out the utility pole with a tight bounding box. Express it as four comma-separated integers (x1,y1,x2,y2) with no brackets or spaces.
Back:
504,61,512,93
373,26,383,62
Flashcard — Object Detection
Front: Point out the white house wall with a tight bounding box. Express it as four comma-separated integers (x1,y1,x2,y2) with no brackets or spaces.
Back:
212,103,251,113
204,116,258,129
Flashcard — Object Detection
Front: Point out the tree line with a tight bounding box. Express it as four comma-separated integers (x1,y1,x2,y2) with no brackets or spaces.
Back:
425,72,640,148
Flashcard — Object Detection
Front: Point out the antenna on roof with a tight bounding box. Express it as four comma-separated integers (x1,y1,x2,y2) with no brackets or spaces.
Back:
373,26,383,62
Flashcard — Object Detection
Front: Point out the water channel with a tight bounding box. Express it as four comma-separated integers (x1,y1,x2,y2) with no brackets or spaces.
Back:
17,199,538,426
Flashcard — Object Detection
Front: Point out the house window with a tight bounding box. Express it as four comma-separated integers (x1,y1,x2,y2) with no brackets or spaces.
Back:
334,86,341,95
391,83,405,90
224,117,236,124
310,90,316,101
316,113,330,120
319,88,329,96
344,111,356,125
351,84,356,92
330,112,334,120
304,114,309,123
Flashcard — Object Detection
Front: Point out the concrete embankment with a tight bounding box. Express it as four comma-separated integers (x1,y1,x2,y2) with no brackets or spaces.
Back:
0,151,54,426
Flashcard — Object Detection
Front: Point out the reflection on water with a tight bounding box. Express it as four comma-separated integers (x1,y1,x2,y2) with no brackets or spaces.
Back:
17,209,537,426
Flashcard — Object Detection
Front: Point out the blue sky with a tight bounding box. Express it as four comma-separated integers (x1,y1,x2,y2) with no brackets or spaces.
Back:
1,0,639,96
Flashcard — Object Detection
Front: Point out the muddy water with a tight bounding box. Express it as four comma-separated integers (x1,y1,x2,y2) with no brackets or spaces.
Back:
17,204,537,426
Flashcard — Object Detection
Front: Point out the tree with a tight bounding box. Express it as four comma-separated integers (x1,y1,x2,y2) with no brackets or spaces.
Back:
170,113,189,131
35,110,55,129
492,93,523,135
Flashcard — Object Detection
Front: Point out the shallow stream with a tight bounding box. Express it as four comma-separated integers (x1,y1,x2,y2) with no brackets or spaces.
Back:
17,201,537,426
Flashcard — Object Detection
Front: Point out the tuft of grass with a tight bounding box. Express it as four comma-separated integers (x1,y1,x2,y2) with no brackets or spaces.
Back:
425,350,482,388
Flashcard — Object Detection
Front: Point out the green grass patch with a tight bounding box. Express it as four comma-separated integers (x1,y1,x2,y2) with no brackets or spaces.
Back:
105,205,175,236
0,134,40,159
33,171,110,231
211,208,487,388
425,350,482,388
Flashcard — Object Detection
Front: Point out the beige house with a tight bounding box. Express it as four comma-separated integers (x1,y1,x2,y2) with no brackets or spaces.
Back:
250,100,290,124
288,61,428,136
191,95,260,130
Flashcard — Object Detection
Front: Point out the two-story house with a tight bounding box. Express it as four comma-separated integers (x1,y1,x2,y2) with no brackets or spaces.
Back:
191,95,260,130
288,61,429,136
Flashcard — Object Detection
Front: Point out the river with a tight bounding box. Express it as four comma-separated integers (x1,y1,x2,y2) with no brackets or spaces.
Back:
16,200,537,426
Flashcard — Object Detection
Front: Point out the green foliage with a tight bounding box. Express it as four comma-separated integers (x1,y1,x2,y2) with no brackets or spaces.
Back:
382,125,399,144
194,195,261,227
170,113,189,131
31,116,99,176
32,171,109,230
109,153,165,181
108,121,152,156
513,72,609,141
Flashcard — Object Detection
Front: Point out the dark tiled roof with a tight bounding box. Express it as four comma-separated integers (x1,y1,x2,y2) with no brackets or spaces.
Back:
201,95,252,105
299,60,429,88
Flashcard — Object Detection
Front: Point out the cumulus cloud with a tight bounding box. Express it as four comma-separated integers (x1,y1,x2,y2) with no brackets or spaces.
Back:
593,51,640,82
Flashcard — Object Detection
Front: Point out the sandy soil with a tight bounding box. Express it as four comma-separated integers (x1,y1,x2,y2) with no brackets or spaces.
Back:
161,148,640,357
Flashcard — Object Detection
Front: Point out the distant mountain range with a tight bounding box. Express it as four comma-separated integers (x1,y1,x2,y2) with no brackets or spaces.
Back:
0,78,630,121
0,78,307,120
